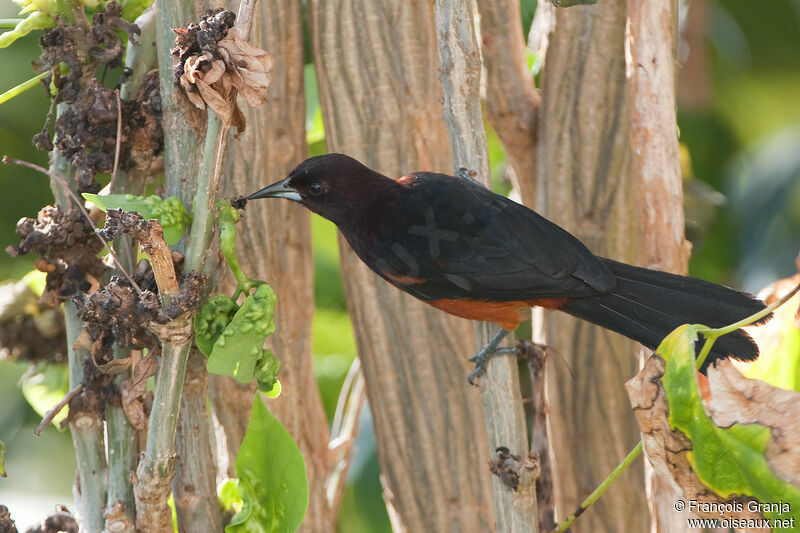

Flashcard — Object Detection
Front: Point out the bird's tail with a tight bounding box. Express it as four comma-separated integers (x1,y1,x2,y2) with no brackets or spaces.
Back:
559,258,769,371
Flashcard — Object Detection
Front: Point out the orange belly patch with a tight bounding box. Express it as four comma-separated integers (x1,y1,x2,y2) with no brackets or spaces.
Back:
427,297,569,330
427,299,529,330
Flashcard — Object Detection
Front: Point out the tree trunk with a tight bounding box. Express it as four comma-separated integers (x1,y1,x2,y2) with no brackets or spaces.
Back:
309,1,496,531
173,349,222,533
224,1,335,531
626,0,693,531
434,0,539,530
536,3,649,531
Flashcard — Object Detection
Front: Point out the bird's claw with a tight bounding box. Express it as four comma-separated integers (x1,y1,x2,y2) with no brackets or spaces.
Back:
467,345,519,386
467,366,485,386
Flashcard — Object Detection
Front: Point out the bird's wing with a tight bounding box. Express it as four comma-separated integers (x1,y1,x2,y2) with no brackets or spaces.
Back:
373,173,616,301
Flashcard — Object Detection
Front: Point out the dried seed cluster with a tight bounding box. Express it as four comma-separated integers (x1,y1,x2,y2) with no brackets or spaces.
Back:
7,204,105,306
33,2,162,193
171,9,272,132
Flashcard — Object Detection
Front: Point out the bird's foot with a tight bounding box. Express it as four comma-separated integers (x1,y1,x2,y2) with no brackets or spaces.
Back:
467,329,516,386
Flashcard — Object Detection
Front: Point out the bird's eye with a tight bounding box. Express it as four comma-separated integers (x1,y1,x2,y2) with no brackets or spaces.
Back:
308,182,323,196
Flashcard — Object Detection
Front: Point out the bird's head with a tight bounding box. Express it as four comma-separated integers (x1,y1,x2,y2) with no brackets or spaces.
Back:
248,153,400,227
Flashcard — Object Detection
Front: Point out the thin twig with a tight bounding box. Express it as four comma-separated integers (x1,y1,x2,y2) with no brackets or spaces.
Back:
184,0,258,273
2,156,143,294
135,1,260,529
695,281,800,369
326,358,367,510
35,384,84,436
235,0,258,40
552,441,643,532
330,357,362,437
110,89,122,191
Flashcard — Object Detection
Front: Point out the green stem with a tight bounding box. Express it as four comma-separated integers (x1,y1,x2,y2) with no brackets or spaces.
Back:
134,338,193,531
185,108,225,273
48,121,108,532
694,333,718,371
0,19,23,28
695,281,800,369
104,377,137,531
132,0,202,529
553,441,643,532
65,302,108,533
0,71,49,105
119,8,156,101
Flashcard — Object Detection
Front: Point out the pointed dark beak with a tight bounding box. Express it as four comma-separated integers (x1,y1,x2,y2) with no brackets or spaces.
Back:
248,177,302,201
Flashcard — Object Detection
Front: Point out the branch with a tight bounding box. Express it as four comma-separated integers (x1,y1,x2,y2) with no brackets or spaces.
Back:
135,1,260,530
102,20,161,525
433,2,539,531
184,0,258,274
475,0,540,207
522,342,556,532
34,384,83,436
40,136,109,531
553,442,644,532
132,0,204,528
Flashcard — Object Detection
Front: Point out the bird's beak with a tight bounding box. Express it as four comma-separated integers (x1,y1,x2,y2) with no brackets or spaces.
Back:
248,177,302,201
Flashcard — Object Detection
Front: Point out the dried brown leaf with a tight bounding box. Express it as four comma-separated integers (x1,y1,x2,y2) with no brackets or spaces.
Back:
180,75,206,110
121,354,158,430
121,379,147,430
203,59,226,85
73,327,93,352
195,78,232,124
232,102,246,136
706,360,800,486
131,354,158,399
216,31,272,107
94,355,132,375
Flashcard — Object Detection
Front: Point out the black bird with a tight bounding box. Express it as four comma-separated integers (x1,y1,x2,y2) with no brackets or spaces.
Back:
249,153,767,382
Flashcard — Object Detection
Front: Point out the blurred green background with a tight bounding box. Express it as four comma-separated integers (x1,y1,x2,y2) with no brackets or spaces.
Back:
1,0,799,531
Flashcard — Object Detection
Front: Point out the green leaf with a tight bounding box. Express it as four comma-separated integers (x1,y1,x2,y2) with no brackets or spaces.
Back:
120,0,154,21
206,284,276,384
659,325,800,527
20,364,70,429
226,396,309,533
254,351,280,394
82,193,190,245
742,303,800,392
218,478,244,516
193,295,239,356
262,378,282,399
22,269,47,297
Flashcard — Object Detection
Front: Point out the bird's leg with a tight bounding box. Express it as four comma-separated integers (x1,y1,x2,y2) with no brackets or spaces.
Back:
468,328,516,385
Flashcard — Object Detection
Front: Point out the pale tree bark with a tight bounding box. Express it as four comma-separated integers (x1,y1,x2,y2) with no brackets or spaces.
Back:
223,1,336,531
536,3,649,531
626,0,693,531
473,5,557,530
434,1,538,531
475,0,541,207
309,1,496,531
677,0,711,110
173,349,222,533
